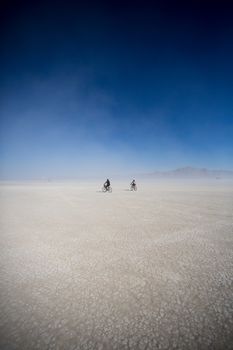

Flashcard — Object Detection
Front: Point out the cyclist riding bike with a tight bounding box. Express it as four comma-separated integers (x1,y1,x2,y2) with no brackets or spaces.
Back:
104,179,111,191
130,179,137,190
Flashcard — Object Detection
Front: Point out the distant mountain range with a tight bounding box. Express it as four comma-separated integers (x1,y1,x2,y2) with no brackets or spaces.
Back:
141,167,233,179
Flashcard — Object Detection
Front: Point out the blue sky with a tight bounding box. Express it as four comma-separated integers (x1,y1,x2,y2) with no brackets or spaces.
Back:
1,1,233,179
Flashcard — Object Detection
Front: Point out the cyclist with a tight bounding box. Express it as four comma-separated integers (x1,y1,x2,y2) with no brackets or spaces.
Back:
131,179,136,189
104,179,111,191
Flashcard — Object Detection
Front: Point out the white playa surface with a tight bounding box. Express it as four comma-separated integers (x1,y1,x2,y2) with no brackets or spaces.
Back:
0,180,233,349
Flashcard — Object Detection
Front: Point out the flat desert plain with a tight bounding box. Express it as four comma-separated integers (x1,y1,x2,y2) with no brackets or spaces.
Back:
0,180,233,350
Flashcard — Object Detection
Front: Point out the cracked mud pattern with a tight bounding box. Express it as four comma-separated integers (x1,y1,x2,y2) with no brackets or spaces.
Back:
0,181,233,350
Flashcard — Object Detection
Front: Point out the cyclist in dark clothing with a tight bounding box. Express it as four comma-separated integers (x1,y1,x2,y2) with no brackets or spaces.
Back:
104,179,110,190
131,179,136,188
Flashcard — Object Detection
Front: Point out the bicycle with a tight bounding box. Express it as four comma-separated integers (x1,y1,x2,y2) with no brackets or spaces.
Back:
130,184,137,191
102,186,112,193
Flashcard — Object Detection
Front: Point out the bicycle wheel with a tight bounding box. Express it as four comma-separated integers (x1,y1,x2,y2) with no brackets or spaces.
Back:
102,186,107,192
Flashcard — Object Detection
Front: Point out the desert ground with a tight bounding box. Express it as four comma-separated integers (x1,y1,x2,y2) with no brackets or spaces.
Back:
0,180,233,350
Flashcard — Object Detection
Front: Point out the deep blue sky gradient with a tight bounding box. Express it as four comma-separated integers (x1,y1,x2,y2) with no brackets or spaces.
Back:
1,0,233,178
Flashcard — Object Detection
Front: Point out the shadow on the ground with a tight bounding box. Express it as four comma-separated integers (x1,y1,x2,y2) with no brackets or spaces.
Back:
96,189,133,192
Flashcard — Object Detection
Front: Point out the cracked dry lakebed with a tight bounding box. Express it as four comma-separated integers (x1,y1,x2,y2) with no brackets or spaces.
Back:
0,180,233,349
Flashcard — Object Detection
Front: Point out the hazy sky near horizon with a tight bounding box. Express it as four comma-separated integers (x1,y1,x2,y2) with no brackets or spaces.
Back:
1,0,233,179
